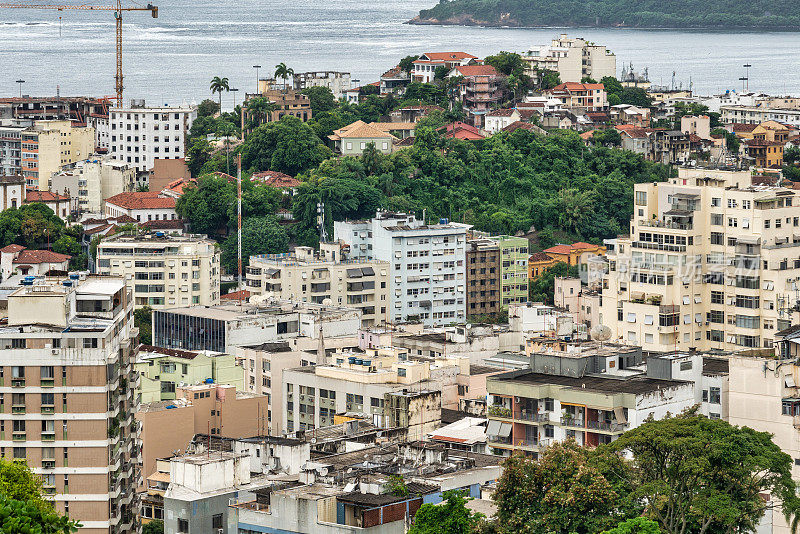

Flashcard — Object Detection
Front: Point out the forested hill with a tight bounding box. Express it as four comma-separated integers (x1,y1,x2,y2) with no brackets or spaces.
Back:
410,0,800,29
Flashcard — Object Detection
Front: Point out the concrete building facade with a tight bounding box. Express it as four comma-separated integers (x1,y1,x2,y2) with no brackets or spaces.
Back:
466,238,501,318
522,34,616,83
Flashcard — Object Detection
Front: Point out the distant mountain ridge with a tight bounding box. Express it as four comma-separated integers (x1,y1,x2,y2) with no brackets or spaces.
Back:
410,0,800,29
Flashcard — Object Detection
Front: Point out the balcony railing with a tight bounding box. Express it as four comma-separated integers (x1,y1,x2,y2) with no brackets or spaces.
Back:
586,420,629,432
487,434,512,445
517,410,550,422
488,406,512,418
560,417,585,428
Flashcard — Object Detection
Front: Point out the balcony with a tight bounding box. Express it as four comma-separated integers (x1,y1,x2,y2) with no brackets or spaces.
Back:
41,460,56,469
488,405,512,418
41,432,55,442
11,405,25,414
517,410,550,423
586,420,629,432
487,434,512,445
42,405,55,415
11,378,25,387
560,416,585,428
12,432,26,441
40,379,54,388
638,219,693,230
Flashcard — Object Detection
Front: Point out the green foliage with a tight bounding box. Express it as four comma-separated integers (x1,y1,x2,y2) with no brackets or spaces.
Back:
176,174,236,237
274,62,294,90
187,138,214,177
409,490,483,534
301,86,337,114
142,520,164,534
209,76,229,111
601,77,653,107
0,459,47,506
609,411,800,534
134,306,153,345
221,215,289,272
198,99,220,118
529,262,579,304
493,441,641,534
601,517,662,534
538,69,561,90
240,116,332,175
592,128,622,147
399,55,420,74
485,51,526,77
0,203,70,251
416,0,800,29
0,493,79,534
433,64,450,82
385,475,410,497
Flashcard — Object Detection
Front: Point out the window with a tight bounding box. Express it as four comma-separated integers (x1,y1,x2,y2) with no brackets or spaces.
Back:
212,514,223,529
177,519,188,533
710,232,724,245
709,387,721,404
710,213,723,226
710,291,724,304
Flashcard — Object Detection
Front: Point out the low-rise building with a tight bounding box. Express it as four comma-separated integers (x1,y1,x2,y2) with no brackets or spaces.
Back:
0,174,24,210
243,89,313,130
293,71,351,99
135,345,244,402
24,190,70,220
543,82,608,112
380,66,411,96
246,242,390,327
103,191,178,222
153,300,361,353
449,65,504,128
0,244,70,279
485,344,694,456
329,121,396,156
95,232,220,309
412,52,479,84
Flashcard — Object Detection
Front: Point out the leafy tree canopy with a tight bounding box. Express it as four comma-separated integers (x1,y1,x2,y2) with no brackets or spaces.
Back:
221,215,288,272
409,490,484,534
240,116,332,176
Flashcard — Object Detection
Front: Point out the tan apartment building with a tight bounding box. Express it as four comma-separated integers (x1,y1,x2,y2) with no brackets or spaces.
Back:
245,242,389,327
0,274,139,534
20,120,94,191
522,34,616,83
466,238,501,318
135,383,268,493
600,167,800,353
96,232,220,309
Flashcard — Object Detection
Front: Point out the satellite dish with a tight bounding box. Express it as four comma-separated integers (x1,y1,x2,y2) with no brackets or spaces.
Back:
322,298,333,306
310,438,317,444
590,325,612,342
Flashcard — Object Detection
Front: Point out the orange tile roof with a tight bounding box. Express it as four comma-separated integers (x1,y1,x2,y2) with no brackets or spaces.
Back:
544,245,573,255
105,192,176,210
221,289,251,301
452,65,499,77
12,249,71,264
571,242,597,249
438,122,485,140
502,121,537,133
418,52,477,61
26,190,69,202
529,252,554,262
251,171,302,189
0,244,25,253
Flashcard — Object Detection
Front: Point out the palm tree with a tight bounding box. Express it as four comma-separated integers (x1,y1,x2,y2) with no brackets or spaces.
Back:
557,188,596,235
216,121,238,175
209,76,229,113
274,63,294,93
246,96,277,129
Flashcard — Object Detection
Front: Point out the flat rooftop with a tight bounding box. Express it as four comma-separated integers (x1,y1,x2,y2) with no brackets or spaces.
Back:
159,301,358,322
493,370,687,395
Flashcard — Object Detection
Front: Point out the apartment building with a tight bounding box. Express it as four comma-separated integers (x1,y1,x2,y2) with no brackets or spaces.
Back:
448,65,504,128
600,167,800,353
51,155,136,214
0,96,108,122
292,71,351,99
334,212,470,327
494,236,529,308
109,101,197,173
721,105,800,127
522,34,616,83
134,345,244,402
485,344,693,456
96,232,220,309
243,89,312,132
282,346,456,433
246,243,389,327
466,238,501,318
412,52,479,84
0,274,140,534
4,120,95,190
153,301,361,353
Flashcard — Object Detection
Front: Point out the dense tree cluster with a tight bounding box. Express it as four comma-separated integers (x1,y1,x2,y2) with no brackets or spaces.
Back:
0,203,86,269
438,413,800,534
417,0,800,29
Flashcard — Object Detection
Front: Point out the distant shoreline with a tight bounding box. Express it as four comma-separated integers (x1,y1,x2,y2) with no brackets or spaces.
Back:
406,15,800,32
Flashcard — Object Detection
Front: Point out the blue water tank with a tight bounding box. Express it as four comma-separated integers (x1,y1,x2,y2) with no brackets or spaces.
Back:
362,360,371,366
439,218,449,225
62,280,73,287
69,273,80,280
348,356,357,364
205,378,213,384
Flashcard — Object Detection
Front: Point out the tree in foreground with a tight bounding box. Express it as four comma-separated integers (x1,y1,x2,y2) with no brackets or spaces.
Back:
0,459,79,533
142,520,164,534
493,441,641,534
409,490,483,534
610,411,800,534
209,76,229,113
600,517,662,534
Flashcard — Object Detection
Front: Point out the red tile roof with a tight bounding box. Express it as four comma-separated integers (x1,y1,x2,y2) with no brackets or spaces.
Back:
438,122,485,140
502,121,537,133
251,171,301,189
165,178,196,196
0,244,25,253
731,123,758,133
26,190,69,203
452,65,499,77
551,82,605,93
105,192,176,210
544,244,573,255
487,108,516,117
140,219,185,230
221,289,251,301
12,249,71,264
529,252,554,262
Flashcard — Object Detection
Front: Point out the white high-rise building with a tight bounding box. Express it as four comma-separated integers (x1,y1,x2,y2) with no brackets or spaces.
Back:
600,167,800,353
334,212,470,327
109,101,197,173
522,34,616,83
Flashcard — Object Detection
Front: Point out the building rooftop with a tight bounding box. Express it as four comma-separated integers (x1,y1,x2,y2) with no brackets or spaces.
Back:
494,370,687,395
104,191,176,210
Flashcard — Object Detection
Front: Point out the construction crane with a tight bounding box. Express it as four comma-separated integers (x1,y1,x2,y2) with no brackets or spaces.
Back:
0,1,158,106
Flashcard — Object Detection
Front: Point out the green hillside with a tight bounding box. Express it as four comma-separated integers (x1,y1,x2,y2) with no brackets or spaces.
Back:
412,0,800,29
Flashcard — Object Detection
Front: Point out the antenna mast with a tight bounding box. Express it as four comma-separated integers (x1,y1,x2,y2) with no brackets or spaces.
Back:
237,155,243,305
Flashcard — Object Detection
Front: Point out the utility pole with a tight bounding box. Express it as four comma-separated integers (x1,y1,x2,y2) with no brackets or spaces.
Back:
15,79,24,98
743,63,752,91
237,155,243,305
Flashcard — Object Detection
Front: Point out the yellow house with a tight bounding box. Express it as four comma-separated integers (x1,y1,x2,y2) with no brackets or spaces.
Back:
528,242,606,280
743,120,790,168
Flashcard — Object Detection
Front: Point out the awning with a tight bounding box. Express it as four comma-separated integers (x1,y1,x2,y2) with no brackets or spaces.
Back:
486,420,501,435
786,376,796,388
264,268,279,276
346,268,363,278
737,236,761,245
361,266,375,276
613,407,627,424
498,422,512,437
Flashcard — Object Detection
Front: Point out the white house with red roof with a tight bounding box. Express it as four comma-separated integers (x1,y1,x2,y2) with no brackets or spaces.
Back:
104,191,178,223
250,171,301,195
412,52,480,84
25,190,71,220
0,244,70,280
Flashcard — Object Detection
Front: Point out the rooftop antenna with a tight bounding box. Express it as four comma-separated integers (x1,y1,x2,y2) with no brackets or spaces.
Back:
317,202,327,242
743,64,752,91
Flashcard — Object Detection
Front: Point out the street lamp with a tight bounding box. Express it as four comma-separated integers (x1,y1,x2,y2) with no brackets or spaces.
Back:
15,79,24,98
253,65,261,94
230,88,239,108
743,64,752,91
